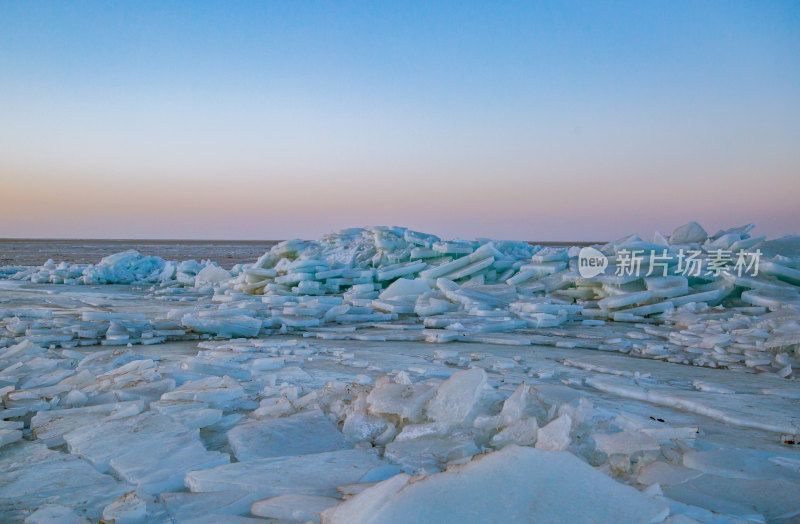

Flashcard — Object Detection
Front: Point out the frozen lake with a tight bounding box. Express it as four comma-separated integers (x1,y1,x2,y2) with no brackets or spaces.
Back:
1,223,798,523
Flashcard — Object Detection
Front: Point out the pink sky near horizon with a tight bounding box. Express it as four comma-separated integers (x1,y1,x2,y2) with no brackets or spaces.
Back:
1,3,798,242
2,157,797,242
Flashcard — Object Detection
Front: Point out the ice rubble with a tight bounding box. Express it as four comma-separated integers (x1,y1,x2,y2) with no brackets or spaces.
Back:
1,222,800,522
5,249,232,287
4,221,798,379
0,330,798,521
196,222,798,377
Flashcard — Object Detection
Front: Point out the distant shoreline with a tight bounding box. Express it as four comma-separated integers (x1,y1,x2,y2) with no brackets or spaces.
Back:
0,238,603,245
0,238,602,268
0,238,280,245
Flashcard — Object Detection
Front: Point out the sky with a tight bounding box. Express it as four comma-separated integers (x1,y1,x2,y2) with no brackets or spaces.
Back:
1,1,798,241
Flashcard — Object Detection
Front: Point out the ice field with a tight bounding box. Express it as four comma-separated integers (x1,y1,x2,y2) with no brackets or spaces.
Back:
1,222,799,523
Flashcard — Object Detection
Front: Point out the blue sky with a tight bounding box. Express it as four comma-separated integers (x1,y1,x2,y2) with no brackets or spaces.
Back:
1,1,798,240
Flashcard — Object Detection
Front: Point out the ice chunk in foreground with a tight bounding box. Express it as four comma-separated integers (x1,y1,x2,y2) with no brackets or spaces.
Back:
159,490,252,521
425,367,487,427
160,375,246,408
251,494,339,523
185,449,384,499
63,412,229,493
227,410,351,461
384,432,479,473
31,400,144,447
23,504,89,524
101,491,147,524
489,418,538,448
535,413,572,451
0,428,23,448
320,445,669,523
0,442,131,522
592,430,660,456
367,380,435,423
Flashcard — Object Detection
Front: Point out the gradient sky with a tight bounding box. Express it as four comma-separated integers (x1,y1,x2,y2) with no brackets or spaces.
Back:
1,1,798,241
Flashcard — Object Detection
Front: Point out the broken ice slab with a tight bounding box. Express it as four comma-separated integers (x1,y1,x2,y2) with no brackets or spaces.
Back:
441,256,494,281
95,358,160,389
160,375,246,409
195,265,232,287
534,413,572,451
250,494,339,523
63,412,225,477
645,275,689,298
425,367,488,428
150,400,223,430
227,410,351,461
507,261,569,285
598,290,654,310
670,221,708,245
185,449,385,500
488,418,539,448
371,298,416,315
436,278,512,307
180,514,269,523
100,491,147,524
637,460,703,487
661,473,800,522
418,244,498,280
109,433,229,494
182,313,262,338
159,490,253,522
432,241,475,255
759,260,800,287
741,287,800,310
366,380,436,423
0,427,23,448
81,311,147,321
510,300,582,316
23,504,90,524
591,430,660,456
681,447,800,483
0,308,53,319
585,375,800,435
404,229,441,248
618,300,675,317
378,278,431,300
0,442,132,522
180,355,254,381
376,261,427,281
611,414,698,441
321,445,668,523
384,432,480,473
31,400,144,447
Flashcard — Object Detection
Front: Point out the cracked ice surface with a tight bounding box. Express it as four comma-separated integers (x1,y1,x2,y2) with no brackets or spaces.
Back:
0,222,799,522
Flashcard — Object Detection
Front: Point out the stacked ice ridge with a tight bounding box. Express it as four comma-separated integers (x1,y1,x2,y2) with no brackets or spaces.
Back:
5,221,798,377
8,249,232,287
